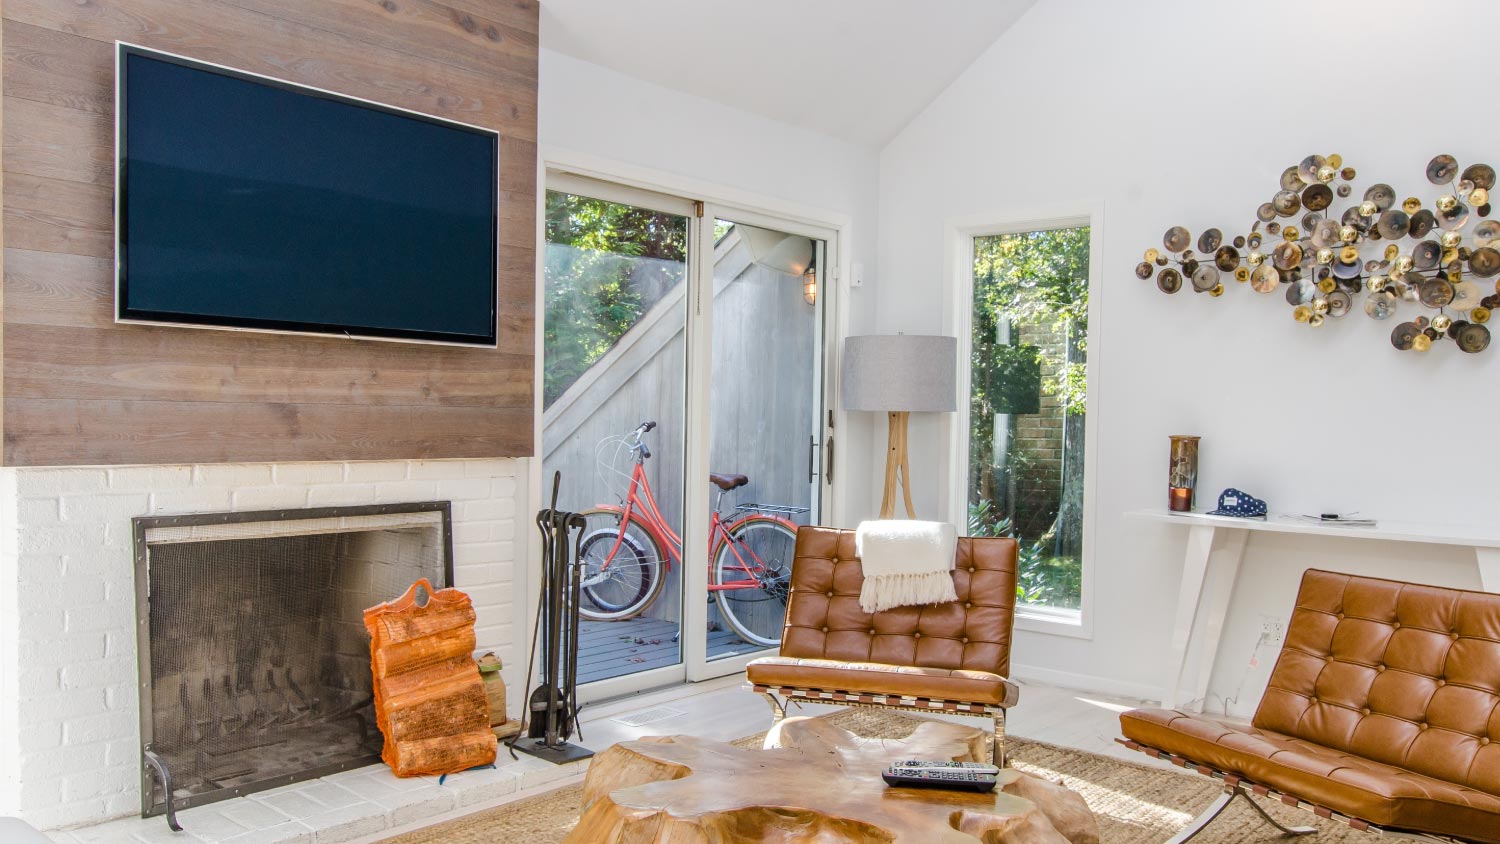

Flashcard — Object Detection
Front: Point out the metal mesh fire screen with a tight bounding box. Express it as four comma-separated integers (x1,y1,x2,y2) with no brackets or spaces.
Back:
134,504,453,818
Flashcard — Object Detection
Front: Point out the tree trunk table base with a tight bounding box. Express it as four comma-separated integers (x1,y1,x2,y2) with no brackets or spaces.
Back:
566,716,1099,844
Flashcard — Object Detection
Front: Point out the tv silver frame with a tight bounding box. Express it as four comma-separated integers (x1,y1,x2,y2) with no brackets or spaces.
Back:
113,41,502,349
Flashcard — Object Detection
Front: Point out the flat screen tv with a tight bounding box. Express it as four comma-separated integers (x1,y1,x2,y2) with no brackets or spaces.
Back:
115,43,500,347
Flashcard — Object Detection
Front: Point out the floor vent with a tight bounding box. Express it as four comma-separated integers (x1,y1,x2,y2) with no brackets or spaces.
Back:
611,706,686,727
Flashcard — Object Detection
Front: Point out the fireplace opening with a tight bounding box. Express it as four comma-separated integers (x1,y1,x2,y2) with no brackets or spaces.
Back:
133,504,453,818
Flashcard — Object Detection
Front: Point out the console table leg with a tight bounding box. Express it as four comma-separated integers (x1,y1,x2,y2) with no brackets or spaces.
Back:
1188,529,1248,713
1163,525,1216,710
1477,547,1500,594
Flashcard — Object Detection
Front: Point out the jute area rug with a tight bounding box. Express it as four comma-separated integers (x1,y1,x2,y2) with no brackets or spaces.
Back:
379,708,1359,843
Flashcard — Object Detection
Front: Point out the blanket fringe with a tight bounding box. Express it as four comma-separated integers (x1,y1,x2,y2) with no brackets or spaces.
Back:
859,571,958,614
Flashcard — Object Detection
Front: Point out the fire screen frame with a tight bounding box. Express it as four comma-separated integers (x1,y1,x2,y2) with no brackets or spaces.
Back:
132,502,455,820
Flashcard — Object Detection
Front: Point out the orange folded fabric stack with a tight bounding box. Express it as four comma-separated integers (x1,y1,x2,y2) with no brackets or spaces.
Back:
364,579,497,777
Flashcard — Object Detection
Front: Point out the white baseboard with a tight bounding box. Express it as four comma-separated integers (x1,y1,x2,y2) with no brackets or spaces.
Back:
1010,661,1162,704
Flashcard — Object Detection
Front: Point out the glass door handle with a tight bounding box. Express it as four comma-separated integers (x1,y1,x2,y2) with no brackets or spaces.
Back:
808,435,818,484
825,436,834,484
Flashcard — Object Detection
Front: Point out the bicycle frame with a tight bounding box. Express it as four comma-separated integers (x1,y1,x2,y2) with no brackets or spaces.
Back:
593,455,798,592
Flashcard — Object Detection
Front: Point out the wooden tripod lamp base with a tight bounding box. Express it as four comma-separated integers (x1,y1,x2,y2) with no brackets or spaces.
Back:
879,411,916,519
841,334,957,521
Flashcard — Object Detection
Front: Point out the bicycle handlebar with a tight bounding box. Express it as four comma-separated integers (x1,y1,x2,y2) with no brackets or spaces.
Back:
637,421,657,433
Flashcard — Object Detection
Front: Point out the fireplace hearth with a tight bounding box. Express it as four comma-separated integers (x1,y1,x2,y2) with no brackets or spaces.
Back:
133,503,453,821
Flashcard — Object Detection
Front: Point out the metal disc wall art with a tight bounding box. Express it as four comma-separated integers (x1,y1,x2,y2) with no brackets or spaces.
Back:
1136,153,1500,354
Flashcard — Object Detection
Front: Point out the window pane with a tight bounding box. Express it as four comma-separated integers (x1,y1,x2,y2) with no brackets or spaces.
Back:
542,189,688,685
967,227,1090,611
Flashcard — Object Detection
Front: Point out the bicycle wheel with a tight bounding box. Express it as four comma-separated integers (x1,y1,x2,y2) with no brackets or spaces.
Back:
712,517,796,648
575,508,666,621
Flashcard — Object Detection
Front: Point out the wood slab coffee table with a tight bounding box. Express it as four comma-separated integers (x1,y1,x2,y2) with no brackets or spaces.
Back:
566,716,1099,844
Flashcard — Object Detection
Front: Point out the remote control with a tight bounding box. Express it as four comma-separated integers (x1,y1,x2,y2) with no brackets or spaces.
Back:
893,760,1000,774
881,764,998,793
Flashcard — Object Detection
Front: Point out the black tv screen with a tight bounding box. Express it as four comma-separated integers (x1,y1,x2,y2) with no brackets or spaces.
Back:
116,43,500,346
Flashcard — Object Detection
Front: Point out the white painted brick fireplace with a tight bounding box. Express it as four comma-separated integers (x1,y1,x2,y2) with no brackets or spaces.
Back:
0,458,530,833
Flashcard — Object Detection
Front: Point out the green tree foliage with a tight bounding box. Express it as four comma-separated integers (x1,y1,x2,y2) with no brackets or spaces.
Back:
543,192,687,407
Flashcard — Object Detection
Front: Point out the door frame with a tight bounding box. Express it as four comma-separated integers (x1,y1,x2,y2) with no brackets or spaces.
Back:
536,149,852,698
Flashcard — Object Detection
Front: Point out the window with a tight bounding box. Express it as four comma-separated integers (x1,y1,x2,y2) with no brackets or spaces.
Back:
966,226,1090,612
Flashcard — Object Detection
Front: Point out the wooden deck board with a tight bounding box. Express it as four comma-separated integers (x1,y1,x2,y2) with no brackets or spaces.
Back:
578,618,766,685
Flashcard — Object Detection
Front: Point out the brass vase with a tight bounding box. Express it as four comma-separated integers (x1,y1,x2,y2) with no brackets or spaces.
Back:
1168,436,1200,512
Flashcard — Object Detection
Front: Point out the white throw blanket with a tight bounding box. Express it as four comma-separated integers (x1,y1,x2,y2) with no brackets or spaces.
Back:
855,520,958,613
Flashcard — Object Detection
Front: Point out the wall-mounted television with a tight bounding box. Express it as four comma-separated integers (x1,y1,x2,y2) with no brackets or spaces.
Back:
115,43,500,347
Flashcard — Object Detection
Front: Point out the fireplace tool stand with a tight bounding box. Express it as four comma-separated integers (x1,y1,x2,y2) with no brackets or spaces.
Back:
510,473,593,764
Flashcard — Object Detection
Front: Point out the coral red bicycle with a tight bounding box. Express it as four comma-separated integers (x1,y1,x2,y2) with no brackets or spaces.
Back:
575,421,804,647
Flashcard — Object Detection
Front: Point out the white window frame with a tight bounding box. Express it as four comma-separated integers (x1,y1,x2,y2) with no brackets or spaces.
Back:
939,203,1104,640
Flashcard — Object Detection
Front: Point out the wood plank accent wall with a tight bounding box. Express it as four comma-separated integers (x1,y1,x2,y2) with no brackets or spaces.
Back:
0,0,538,466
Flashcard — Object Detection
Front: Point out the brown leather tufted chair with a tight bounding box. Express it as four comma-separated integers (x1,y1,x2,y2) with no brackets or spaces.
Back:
1121,569,1500,844
746,525,1020,765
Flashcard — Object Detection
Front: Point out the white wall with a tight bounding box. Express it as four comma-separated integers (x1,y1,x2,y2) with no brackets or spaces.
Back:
876,0,1500,709
539,47,882,523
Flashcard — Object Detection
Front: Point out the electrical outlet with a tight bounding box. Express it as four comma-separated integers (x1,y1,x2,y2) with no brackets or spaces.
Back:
1260,616,1287,645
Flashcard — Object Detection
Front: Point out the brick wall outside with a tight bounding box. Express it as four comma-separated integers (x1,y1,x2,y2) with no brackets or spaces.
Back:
0,459,527,830
1010,321,1068,538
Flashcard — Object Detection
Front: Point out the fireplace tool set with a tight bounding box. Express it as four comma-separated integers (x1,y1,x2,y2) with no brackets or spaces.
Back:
510,472,593,764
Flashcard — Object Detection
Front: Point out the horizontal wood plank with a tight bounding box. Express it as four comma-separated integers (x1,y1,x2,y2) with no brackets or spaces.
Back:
3,322,533,408
3,0,537,141
2,398,533,465
216,0,537,85
1,95,113,186
3,172,112,258
2,19,114,116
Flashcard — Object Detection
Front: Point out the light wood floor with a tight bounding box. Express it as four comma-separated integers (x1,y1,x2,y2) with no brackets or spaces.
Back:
575,674,1164,766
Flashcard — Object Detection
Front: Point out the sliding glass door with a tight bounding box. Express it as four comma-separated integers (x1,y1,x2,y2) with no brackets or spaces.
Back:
699,216,825,668
543,174,837,695
542,176,693,696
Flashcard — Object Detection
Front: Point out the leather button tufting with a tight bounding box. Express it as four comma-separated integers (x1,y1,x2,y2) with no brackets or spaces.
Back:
1362,708,1371,715
1483,738,1492,746
820,626,828,633
1393,622,1401,629
826,591,834,598
913,632,921,638
962,637,970,644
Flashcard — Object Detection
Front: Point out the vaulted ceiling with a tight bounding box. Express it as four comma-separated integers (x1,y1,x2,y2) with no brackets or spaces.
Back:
540,0,1038,147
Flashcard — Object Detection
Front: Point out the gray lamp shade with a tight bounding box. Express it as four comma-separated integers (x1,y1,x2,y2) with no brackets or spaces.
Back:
841,334,958,412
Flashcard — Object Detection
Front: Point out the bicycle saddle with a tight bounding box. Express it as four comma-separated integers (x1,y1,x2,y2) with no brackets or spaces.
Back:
708,473,749,491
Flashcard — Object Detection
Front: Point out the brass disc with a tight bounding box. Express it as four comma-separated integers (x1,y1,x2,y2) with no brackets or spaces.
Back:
1457,322,1491,353
1272,241,1304,271
1192,265,1221,293
1391,321,1419,350
1463,163,1497,190
1197,228,1223,253
1409,209,1437,238
1164,226,1191,253
1250,263,1280,293
1376,209,1411,240
1214,246,1241,272
1419,278,1456,308
1273,190,1302,217
1427,154,1459,184
1136,261,1155,280
1471,246,1500,278
1157,267,1182,294
1363,183,1396,211
1302,183,1333,212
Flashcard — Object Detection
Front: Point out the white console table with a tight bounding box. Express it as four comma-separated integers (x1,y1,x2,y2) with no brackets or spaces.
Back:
1128,509,1500,711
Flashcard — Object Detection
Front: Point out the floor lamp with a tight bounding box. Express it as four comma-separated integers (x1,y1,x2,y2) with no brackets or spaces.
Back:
841,335,958,519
